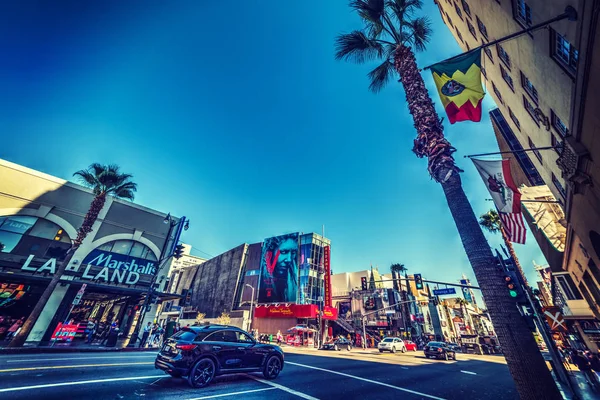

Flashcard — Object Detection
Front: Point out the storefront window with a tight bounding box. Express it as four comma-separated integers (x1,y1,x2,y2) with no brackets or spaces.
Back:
89,239,158,262
0,216,71,255
111,240,133,255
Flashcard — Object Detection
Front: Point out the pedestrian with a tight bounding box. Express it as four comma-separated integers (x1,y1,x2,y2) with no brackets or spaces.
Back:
85,318,96,344
573,351,596,388
276,330,283,345
165,318,176,339
140,322,152,348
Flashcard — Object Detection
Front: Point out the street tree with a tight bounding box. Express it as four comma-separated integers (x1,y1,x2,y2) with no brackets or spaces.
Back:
9,163,137,348
479,209,529,286
217,312,231,326
335,1,560,398
195,312,206,324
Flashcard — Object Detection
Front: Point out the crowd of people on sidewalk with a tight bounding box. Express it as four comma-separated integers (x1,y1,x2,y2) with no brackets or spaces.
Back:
559,346,600,392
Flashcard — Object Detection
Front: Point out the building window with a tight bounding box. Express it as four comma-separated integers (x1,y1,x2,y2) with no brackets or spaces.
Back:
477,16,488,40
455,3,464,20
500,65,514,90
514,0,532,27
550,28,579,77
508,107,520,130
461,0,472,17
446,13,454,28
520,71,539,104
492,82,503,104
551,110,568,137
556,274,582,300
466,19,477,39
0,216,72,258
552,173,566,197
551,134,563,155
497,44,511,69
528,137,542,163
484,42,494,63
523,96,539,126
455,28,464,43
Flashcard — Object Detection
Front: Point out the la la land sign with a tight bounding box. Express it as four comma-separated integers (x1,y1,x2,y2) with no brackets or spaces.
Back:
20,251,157,286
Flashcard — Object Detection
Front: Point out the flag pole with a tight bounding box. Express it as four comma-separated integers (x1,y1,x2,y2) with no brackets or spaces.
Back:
485,199,561,204
464,146,559,158
423,6,577,71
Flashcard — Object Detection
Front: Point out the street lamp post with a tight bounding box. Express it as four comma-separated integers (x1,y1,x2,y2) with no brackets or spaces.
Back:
245,284,255,332
128,213,189,347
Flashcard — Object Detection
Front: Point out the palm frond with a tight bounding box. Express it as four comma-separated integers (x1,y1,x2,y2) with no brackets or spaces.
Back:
351,0,385,25
368,60,395,93
406,16,432,52
387,0,422,23
479,209,501,233
334,31,384,63
113,187,136,201
73,169,99,188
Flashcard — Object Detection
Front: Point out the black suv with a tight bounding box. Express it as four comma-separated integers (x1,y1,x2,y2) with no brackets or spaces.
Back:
155,324,284,388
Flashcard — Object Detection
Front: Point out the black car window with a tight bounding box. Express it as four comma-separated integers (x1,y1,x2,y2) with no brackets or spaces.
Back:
236,332,254,343
203,330,226,342
221,330,238,343
172,330,197,342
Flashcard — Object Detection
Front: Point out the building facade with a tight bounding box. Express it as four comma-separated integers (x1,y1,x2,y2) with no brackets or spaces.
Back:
0,158,177,345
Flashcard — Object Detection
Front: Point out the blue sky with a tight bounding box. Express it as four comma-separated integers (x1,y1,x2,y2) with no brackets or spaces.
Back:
0,1,548,292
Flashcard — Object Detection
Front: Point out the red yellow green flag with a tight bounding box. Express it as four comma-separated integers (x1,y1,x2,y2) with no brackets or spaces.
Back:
430,49,485,124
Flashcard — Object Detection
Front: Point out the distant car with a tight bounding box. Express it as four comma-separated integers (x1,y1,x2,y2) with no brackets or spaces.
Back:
424,341,456,360
378,337,407,353
405,340,418,352
322,337,353,351
155,324,284,388
447,343,461,352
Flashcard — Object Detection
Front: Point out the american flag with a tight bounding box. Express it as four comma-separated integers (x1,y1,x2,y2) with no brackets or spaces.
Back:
499,212,527,244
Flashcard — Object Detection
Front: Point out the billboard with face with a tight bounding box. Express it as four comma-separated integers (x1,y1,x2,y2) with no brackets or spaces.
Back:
258,233,299,303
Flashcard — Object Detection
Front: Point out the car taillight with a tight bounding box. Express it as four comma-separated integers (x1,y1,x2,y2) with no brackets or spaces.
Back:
176,344,197,351
437,348,442,353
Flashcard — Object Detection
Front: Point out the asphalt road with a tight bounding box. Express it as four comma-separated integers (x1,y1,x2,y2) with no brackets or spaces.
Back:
0,348,519,400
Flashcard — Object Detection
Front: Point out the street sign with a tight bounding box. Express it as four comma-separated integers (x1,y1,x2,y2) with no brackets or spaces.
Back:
433,288,456,296
543,307,567,332
72,283,87,305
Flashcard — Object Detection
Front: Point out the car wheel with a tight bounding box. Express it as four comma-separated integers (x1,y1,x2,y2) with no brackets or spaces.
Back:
379,350,383,353
391,346,397,354
401,346,406,353
188,358,216,388
263,355,282,380
334,345,339,351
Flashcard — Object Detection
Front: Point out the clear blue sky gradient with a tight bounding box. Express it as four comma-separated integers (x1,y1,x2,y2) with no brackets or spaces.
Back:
0,1,547,293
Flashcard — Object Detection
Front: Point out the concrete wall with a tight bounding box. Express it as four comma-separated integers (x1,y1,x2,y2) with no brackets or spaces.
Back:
187,244,248,318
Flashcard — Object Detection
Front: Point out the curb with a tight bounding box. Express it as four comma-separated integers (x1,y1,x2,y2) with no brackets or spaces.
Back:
0,346,160,355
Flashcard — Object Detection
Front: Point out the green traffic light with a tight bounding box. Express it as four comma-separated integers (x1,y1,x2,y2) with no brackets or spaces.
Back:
509,290,518,297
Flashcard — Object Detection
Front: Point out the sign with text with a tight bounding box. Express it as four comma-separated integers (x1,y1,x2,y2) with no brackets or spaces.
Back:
433,288,456,296
51,323,79,342
323,245,331,307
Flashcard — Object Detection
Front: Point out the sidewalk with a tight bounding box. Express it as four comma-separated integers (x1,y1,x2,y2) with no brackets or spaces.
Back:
0,342,160,354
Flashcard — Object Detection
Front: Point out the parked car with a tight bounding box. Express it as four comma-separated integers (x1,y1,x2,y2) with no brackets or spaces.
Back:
155,324,285,388
378,337,407,353
321,337,352,351
405,340,418,352
424,341,456,360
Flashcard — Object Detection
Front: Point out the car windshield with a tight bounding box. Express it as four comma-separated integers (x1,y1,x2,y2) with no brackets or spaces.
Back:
382,338,394,343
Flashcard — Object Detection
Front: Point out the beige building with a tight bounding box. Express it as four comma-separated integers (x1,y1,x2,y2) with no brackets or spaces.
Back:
0,158,178,345
435,0,600,350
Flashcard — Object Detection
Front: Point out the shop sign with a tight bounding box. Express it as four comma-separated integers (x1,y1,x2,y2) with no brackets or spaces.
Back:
51,323,79,342
254,305,296,318
542,307,567,332
323,306,338,320
323,245,332,307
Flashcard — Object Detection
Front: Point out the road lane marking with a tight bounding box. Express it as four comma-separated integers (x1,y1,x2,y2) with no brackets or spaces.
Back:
286,362,446,400
0,362,153,373
5,355,156,363
187,387,276,399
247,375,319,400
0,375,165,392
460,370,477,375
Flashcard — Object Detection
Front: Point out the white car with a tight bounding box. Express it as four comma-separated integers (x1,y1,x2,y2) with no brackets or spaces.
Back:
378,337,407,353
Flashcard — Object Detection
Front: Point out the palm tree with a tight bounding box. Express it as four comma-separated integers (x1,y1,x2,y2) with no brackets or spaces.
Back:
479,209,529,286
390,263,411,333
335,1,560,398
8,163,137,348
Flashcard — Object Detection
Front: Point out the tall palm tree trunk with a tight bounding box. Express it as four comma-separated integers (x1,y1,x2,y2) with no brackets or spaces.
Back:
8,194,107,348
394,45,560,399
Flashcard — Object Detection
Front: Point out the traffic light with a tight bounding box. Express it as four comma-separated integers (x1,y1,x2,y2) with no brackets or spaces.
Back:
361,277,367,291
504,274,518,298
173,244,185,260
414,274,423,290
